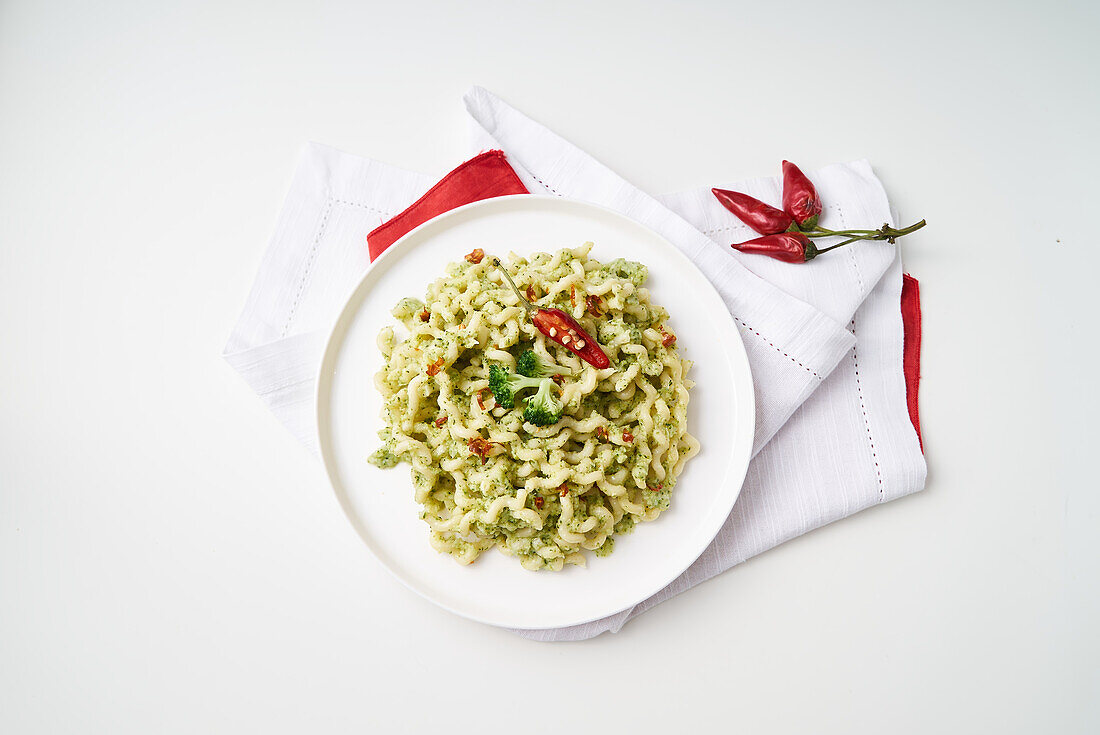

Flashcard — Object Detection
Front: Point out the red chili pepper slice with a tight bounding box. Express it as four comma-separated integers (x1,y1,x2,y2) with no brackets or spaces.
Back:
493,259,611,369
531,308,610,369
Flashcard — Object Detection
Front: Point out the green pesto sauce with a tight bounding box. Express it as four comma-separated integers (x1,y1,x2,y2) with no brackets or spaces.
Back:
369,249,693,570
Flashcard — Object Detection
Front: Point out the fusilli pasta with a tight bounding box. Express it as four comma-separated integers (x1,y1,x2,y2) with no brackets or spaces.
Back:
368,243,699,570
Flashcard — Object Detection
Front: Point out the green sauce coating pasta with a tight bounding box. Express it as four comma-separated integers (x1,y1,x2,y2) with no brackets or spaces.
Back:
368,243,700,570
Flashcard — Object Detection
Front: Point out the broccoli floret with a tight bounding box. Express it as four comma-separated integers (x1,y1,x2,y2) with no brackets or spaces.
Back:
523,378,564,426
367,448,399,468
488,364,544,409
390,297,425,320
515,349,573,379
602,258,648,288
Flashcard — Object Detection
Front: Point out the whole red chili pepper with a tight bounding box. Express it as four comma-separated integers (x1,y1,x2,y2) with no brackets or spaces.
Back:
732,232,818,262
493,259,611,369
781,160,823,231
711,188,794,235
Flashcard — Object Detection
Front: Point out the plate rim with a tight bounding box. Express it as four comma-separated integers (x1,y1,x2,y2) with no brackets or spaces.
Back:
315,193,755,629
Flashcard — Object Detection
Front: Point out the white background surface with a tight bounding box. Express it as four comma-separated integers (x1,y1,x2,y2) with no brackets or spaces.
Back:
1,0,1096,732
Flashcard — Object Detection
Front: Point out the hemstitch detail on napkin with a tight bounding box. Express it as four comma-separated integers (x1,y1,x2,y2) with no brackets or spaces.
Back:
837,208,869,303
702,224,748,236
850,316,885,498
333,198,392,218
732,315,822,380
282,197,336,338
280,197,393,339
530,174,563,197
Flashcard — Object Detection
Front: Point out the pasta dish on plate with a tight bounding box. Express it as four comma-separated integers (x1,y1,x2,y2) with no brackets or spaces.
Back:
368,242,699,570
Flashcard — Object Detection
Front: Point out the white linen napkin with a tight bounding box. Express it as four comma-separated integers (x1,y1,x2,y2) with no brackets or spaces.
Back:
223,88,926,640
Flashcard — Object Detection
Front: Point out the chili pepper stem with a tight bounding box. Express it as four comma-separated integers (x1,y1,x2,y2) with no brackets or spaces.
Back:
804,219,927,243
887,219,927,237
813,220,927,254
804,228,878,238
492,258,536,314
814,238,863,254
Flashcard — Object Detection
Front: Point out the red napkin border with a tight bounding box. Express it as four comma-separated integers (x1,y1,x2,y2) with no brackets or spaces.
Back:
901,274,923,450
367,150,528,262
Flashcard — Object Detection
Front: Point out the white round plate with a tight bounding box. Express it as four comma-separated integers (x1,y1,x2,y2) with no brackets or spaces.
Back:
316,195,754,630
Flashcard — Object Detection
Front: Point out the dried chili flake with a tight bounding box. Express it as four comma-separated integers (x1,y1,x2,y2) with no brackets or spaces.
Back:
551,374,565,386
558,483,570,497
419,309,430,322
585,294,604,317
594,426,609,442
659,327,677,347
426,358,444,376
648,484,663,492
570,284,577,308
465,248,485,264
622,430,634,444
434,415,448,427
534,496,545,510
475,390,486,410
525,284,537,302
468,437,494,463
